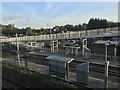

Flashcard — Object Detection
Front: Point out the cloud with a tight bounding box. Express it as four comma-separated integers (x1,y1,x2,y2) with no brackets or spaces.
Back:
2,2,118,29
49,10,85,26
51,3,118,26
3,15,23,20
84,6,118,22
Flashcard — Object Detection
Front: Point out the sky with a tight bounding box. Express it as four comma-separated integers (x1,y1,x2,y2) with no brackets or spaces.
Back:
1,2,118,29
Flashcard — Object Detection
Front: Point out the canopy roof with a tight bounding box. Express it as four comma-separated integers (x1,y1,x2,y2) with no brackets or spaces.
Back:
46,55,74,63
94,40,118,45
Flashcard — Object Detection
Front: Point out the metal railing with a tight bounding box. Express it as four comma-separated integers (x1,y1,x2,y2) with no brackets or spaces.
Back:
0,27,119,42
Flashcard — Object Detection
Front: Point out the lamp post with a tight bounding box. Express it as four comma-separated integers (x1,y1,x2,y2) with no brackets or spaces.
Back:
50,25,51,36
114,42,117,63
47,24,51,38
65,29,67,38
82,38,87,57
105,42,109,62
16,33,20,66
62,30,64,38
104,40,110,89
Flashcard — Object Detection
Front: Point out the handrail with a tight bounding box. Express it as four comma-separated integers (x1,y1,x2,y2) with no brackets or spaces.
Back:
0,27,119,42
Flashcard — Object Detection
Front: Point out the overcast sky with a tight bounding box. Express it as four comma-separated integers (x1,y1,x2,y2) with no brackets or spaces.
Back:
2,2,118,29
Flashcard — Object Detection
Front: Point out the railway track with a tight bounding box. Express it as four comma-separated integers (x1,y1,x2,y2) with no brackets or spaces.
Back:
21,54,120,77
89,66,120,77
70,60,120,76
4,52,120,78
2,77,27,89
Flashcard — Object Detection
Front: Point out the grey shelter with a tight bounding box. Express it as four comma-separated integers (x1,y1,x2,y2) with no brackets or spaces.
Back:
46,55,74,78
76,62,89,85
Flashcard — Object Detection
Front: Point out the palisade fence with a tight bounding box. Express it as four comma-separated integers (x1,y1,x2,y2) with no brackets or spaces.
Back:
2,56,120,89
0,27,120,42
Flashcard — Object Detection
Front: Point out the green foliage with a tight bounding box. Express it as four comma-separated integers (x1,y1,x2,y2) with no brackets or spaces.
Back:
87,18,108,30
64,24,74,31
74,24,84,31
107,21,119,27
1,24,18,30
53,25,61,33
1,18,119,36
26,27,34,36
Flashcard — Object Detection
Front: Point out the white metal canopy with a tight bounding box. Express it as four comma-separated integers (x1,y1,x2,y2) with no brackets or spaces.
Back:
46,55,74,63
94,40,118,45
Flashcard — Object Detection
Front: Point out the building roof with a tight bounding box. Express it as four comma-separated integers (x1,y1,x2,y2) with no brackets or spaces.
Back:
46,55,74,63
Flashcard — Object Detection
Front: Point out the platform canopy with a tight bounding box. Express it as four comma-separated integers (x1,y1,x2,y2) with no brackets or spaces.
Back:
94,40,118,45
46,55,74,63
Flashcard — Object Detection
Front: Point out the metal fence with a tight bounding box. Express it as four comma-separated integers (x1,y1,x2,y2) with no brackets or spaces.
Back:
2,56,120,89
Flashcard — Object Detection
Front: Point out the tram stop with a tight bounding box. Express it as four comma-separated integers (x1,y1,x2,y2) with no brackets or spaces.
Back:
46,55,74,78
76,62,89,85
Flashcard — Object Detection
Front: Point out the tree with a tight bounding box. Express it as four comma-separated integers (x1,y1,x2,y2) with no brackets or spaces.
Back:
26,27,34,36
87,18,94,30
87,18,108,30
59,26,65,33
64,24,74,31
100,19,108,28
82,23,87,30
53,25,60,33
107,21,118,27
73,24,83,31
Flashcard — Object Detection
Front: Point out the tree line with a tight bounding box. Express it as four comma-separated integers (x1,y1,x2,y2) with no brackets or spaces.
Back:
1,18,120,36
